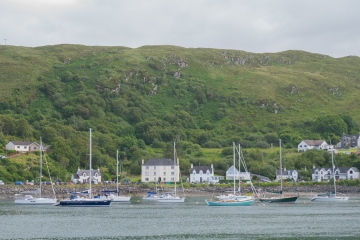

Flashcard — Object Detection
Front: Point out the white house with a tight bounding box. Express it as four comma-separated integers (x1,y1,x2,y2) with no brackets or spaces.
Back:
226,165,251,181
312,166,360,181
5,141,41,153
276,168,298,181
190,163,221,183
71,168,102,184
141,158,180,183
298,140,329,152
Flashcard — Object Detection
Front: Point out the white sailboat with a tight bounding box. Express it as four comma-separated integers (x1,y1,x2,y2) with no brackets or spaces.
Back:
14,137,57,205
310,151,349,202
143,182,162,200
101,150,131,202
157,142,185,203
206,143,255,206
56,128,111,206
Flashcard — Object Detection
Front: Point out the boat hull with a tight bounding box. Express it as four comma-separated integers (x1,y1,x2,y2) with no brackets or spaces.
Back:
259,196,298,203
14,197,57,205
56,199,112,207
205,199,254,206
111,196,131,202
157,197,185,203
310,196,349,202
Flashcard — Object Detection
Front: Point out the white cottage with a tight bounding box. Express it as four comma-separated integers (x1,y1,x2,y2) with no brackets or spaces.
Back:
71,168,102,184
5,141,41,153
312,166,359,181
189,163,215,183
141,158,180,183
226,165,251,181
298,140,329,152
276,168,298,181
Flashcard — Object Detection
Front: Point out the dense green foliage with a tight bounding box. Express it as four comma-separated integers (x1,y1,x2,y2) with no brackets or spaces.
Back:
1,44,360,182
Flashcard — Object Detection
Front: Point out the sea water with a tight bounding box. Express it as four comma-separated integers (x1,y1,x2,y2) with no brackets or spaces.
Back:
0,196,359,239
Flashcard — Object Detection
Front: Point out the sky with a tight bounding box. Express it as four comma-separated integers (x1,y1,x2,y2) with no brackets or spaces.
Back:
1,0,359,58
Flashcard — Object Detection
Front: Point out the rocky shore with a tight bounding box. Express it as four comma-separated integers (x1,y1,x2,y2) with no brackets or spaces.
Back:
1,184,359,200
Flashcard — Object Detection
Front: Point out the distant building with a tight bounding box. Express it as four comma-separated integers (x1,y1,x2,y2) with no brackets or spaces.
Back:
5,141,41,153
189,163,223,183
312,166,360,181
297,140,329,152
141,158,180,183
226,165,251,181
71,167,102,184
339,133,360,149
276,168,298,181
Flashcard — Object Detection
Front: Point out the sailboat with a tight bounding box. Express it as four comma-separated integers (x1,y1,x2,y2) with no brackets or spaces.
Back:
56,128,112,207
157,142,185,203
310,151,349,202
258,139,298,203
205,143,255,206
143,181,162,200
14,137,57,205
101,150,131,202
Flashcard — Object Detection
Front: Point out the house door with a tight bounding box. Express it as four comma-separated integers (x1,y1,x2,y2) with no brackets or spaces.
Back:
200,177,202,183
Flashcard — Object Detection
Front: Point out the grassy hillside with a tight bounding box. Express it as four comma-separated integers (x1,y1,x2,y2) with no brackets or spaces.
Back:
1,44,360,182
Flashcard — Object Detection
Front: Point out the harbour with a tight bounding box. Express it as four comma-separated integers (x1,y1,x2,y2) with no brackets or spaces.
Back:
1,196,360,239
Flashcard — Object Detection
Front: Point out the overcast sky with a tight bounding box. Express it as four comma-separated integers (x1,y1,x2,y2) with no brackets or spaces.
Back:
1,0,359,58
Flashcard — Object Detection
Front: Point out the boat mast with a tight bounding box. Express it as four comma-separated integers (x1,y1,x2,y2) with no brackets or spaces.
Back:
238,144,241,194
279,139,283,197
174,142,177,197
233,142,236,194
332,151,336,196
39,137,42,198
89,128,92,199
116,150,119,196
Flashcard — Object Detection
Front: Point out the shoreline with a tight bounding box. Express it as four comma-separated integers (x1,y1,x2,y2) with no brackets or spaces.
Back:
1,184,359,200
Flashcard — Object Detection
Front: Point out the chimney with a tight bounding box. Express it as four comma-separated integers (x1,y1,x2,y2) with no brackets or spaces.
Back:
191,163,193,168
211,164,213,169
142,159,144,165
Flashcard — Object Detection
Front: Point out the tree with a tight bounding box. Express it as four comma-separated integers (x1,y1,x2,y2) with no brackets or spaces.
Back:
314,114,348,138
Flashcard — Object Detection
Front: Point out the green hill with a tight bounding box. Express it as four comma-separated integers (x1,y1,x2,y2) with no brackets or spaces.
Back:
1,44,360,182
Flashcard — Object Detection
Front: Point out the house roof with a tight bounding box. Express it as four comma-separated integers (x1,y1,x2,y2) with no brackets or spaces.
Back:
312,167,354,174
226,165,239,173
76,169,101,176
190,166,212,174
302,140,326,146
143,158,176,166
9,141,31,146
276,169,296,175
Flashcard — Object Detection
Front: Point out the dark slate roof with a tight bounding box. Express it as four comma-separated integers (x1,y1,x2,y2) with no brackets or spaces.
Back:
312,167,353,174
276,169,296,175
10,141,31,146
190,166,212,174
76,169,101,176
303,140,326,146
143,158,176,166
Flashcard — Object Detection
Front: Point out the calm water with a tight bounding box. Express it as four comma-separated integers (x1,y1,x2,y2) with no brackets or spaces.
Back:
0,196,360,240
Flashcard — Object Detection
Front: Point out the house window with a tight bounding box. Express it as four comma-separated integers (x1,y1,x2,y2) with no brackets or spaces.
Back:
154,166,156,170
83,173,86,177
163,166,166,170
145,172,149,176
163,172,166,176
350,170,353,174
163,178,166,181
33,147,37,150
145,166,149,170
171,177,174,181
171,166,174,169
24,146,27,149
145,178,149,181
17,146,20,149
171,172,174,175
153,172,156,176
